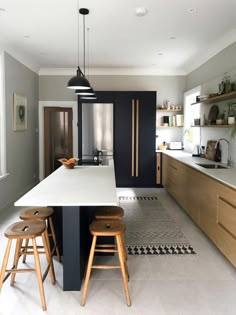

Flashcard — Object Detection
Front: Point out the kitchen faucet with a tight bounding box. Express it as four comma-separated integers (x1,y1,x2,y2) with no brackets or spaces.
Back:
215,138,231,167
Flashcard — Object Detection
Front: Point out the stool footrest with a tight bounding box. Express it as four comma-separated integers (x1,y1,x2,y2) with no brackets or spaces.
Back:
6,268,35,273
95,249,118,253
92,265,121,269
21,251,46,255
96,244,117,248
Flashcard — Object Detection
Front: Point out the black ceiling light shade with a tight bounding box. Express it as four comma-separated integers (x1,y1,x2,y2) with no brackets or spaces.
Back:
75,87,95,95
80,95,97,100
67,67,91,90
67,7,92,90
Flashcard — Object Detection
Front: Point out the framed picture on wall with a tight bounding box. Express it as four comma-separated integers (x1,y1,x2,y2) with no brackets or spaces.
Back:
13,93,27,131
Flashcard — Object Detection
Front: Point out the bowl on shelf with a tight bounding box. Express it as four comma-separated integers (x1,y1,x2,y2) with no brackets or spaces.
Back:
58,158,79,169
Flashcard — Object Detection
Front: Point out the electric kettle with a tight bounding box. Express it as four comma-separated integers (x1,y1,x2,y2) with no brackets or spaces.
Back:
192,145,200,157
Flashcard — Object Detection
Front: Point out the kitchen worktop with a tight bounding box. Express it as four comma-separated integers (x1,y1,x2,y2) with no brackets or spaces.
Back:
161,150,236,190
15,164,118,207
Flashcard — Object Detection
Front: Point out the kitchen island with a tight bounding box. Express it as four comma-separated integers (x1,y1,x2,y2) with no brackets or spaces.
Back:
14,164,117,291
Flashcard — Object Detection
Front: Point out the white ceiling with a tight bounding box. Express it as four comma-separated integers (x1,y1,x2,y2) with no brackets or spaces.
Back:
0,0,236,75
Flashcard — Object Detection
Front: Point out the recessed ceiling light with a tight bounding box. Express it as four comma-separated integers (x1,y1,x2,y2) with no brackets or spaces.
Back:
188,8,196,13
24,35,30,39
170,36,176,40
158,52,163,56
135,7,148,17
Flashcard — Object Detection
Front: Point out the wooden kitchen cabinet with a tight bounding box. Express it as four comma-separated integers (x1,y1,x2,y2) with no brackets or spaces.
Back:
156,153,161,185
162,155,200,224
163,153,236,268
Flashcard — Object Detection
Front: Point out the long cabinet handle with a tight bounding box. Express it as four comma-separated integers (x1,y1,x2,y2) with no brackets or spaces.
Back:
131,99,135,177
136,99,139,177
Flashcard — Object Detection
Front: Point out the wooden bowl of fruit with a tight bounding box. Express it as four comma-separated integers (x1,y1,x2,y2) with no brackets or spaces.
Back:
58,158,79,169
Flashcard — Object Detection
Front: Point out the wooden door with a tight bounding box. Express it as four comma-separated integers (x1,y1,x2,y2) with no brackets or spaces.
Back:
44,107,73,177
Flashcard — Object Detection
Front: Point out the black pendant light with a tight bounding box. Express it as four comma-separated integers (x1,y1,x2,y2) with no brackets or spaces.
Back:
67,67,91,90
75,87,95,96
67,7,91,90
80,95,97,100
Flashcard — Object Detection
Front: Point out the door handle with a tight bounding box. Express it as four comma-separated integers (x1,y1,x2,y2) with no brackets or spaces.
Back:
131,99,135,177
135,99,139,177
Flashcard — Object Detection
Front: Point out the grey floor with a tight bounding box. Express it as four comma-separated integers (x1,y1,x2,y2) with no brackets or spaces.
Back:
1,188,236,315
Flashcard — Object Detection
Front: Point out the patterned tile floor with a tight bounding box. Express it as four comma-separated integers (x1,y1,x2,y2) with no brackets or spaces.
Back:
0,188,236,314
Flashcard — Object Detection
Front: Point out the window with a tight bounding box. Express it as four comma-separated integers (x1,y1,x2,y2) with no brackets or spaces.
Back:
0,52,6,178
183,86,201,153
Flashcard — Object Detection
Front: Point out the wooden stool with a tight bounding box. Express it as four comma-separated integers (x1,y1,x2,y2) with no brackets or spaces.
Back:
81,219,131,307
93,206,124,220
93,206,128,260
0,220,55,311
19,207,61,262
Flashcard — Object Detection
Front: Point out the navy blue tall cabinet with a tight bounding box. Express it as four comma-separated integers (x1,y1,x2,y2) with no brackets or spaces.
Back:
114,91,156,187
79,91,157,187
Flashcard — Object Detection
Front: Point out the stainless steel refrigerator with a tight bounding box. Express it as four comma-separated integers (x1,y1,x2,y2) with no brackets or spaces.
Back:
81,103,113,165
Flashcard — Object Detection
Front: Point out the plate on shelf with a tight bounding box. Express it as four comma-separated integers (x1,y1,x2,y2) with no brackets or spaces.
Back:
208,105,219,123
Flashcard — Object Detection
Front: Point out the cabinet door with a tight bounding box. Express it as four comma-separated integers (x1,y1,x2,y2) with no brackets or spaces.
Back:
114,92,134,186
114,91,156,187
156,153,161,184
135,92,156,186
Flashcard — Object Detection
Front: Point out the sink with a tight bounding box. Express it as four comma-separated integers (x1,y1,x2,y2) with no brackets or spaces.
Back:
196,163,228,169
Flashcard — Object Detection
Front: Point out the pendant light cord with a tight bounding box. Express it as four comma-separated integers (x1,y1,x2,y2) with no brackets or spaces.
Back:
77,0,80,75
83,13,86,75
87,26,90,79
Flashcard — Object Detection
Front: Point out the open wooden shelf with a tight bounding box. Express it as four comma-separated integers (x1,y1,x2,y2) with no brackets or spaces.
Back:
157,126,183,128
191,91,236,105
157,109,182,112
191,124,231,128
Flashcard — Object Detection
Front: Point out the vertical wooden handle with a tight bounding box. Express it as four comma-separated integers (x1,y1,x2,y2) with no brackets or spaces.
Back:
136,100,139,177
131,99,135,177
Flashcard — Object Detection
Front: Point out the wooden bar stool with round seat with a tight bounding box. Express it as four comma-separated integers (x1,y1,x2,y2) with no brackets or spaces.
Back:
94,206,128,261
19,207,61,262
0,220,56,311
93,206,124,220
81,219,131,307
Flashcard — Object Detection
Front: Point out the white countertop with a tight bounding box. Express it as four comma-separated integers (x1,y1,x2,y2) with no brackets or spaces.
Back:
162,150,236,190
15,165,118,207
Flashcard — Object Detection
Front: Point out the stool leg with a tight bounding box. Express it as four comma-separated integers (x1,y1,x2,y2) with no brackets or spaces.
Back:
10,239,23,286
32,238,47,311
0,239,12,292
122,234,128,261
48,217,61,262
116,235,131,306
120,236,129,281
22,239,29,263
42,230,56,285
81,235,97,306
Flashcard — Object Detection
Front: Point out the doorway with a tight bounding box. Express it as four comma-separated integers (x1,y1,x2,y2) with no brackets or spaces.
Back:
44,107,73,177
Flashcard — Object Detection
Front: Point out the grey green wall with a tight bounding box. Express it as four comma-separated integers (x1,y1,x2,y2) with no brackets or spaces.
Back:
186,42,236,165
186,42,236,91
0,52,39,211
39,74,186,106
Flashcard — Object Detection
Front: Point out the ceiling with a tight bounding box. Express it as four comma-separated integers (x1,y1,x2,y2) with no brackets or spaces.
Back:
0,0,236,75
